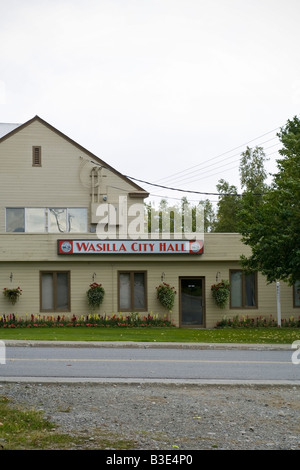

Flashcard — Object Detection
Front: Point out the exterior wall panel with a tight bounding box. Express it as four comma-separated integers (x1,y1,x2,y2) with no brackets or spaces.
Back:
0,260,298,327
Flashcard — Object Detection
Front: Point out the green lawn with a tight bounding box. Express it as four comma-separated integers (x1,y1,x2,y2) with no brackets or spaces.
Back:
0,326,299,344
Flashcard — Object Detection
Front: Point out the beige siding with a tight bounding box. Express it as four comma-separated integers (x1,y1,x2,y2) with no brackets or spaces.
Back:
0,121,90,213
0,232,250,262
0,120,144,233
0,260,298,327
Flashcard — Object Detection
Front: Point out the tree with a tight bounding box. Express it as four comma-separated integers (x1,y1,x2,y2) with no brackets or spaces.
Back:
239,146,269,193
213,146,269,233
213,179,241,232
198,199,216,232
238,145,269,234
145,197,216,236
240,116,300,285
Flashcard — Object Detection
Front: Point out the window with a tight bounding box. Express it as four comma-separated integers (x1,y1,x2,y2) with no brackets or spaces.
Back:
6,208,88,233
118,271,147,311
40,271,70,312
230,270,257,308
6,208,25,232
32,146,41,166
49,208,87,233
26,208,47,232
294,281,300,308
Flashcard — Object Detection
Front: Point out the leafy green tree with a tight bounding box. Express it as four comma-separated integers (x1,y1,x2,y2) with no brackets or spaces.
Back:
178,197,216,234
239,145,269,193
198,199,216,232
238,145,269,234
240,116,300,284
145,197,216,235
213,146,269,233
213,179,241,232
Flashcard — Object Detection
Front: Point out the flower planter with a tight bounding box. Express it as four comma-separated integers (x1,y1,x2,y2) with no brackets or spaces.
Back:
211,280,230,309
86,282,105,309
3,287,22,305
156,282,176,311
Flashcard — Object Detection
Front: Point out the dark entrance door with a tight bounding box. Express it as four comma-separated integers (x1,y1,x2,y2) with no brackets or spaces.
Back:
180,277,204,327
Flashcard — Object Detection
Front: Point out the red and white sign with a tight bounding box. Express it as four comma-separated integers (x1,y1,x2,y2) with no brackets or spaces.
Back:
58,240,203,255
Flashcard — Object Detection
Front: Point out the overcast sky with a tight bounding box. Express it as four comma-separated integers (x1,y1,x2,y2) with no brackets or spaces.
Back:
1,0,299,206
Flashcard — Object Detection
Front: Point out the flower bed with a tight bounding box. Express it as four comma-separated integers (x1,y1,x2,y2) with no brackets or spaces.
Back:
0,312,176,328
216,314,300,328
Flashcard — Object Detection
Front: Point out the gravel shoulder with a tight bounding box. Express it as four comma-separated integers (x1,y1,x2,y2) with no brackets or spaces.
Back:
1,381,299,450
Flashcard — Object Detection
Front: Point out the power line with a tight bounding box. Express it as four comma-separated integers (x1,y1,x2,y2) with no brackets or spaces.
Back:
139,148,280,201
154,126,281,185
125,146,280,197
149,193,216,202
165,147,280,188
158,139,280,187
124,174,265,197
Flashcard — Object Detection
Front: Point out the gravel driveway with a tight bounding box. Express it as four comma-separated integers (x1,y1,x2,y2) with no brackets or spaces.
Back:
1,381,299,450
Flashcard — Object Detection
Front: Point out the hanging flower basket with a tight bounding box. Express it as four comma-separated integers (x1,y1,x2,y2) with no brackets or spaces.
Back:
86,282,105,309
3,286,22,305
211,280,230,309
156,282,176,311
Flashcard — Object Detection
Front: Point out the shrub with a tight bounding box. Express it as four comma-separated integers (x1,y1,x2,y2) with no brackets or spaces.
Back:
215,314,300,328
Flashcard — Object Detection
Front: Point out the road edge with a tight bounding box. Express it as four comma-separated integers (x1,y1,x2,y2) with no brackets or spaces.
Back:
1,339,292,350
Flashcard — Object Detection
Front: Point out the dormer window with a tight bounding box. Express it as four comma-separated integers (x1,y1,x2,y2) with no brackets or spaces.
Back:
32,146,41,166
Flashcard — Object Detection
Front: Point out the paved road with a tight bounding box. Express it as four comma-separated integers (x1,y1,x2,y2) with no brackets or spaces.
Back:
1,342,299,384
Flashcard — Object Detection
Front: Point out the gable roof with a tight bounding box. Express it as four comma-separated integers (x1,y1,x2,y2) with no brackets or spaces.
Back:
0,115,149,198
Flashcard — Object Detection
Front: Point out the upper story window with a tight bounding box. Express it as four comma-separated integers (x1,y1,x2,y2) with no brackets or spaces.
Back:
32,146,42,166
6,208,25,232
6,208,88,233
